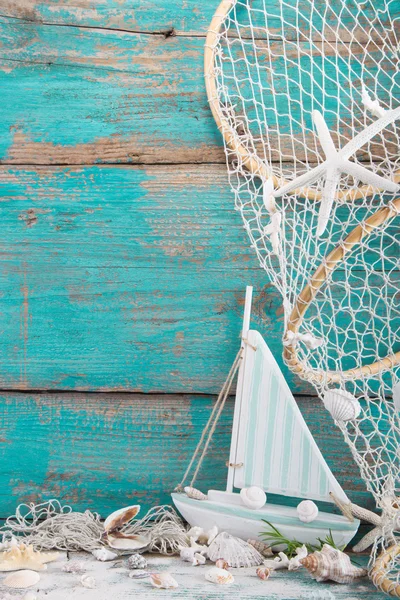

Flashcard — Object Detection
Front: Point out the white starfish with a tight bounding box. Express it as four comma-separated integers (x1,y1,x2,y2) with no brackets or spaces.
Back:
274,107,400,237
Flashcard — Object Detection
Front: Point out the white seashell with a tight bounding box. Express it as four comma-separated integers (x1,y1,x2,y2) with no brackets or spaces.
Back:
3,570,40,589
179,546,206,566
80,574,96,589
288,545,308,571
128,569,149,579
104,505,141,533
150,572,179,589
240,486,267,510
187,525,218,546
206,526,219,545
124,554,148,570
323,389,361,422
92,548,118,562
23,593,38,600
107,533,149,551
62,561,85,573
205,567,234,585
264,552,290,570
207,532,263,567
0,543,59,572
184,487,208,501
297,500,319,523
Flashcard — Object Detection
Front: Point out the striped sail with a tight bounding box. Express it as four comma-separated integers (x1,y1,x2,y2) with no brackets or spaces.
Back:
233,330,348,503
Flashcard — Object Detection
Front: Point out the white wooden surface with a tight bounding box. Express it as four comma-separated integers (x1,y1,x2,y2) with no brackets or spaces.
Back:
0,552,383,599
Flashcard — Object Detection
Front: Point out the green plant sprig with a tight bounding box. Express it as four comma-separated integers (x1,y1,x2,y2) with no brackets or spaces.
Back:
260,520,345,559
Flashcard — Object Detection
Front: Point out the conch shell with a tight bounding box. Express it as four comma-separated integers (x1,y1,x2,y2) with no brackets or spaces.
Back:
103,505,149,551
0,544,59,572
300,544,367,583
240,486,267,510
297,500,318,523
323,389,361,422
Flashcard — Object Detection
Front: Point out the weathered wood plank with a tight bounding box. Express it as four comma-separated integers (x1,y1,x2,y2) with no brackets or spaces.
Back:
0,165,396,393
0,392,374,519
0,18,395,165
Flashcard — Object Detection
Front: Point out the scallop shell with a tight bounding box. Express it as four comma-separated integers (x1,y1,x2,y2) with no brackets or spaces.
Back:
247,539,273,557
3,570,40,589
0,543,59,572
256,567,271,580
150,572,179,589
300,544,367,583
297,500,319,523
184,487,208,501
205,567,234,585
207,532,263,567
323,389,361,422
240,486,267,510
92,548,118,562
81,574,96,589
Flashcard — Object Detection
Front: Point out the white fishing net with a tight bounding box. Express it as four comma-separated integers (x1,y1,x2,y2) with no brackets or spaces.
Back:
206,0,400,594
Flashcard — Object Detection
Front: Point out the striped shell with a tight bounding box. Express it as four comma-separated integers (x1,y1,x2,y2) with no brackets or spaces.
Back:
247,539,273,557
208,532,263,567
323,389,361,422
184,487,208,501
300,544,367,583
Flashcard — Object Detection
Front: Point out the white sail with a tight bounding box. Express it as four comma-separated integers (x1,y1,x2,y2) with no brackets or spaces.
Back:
232,330,348,503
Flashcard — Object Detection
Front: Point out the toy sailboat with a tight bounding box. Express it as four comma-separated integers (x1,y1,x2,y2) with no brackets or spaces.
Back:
172,287,359,547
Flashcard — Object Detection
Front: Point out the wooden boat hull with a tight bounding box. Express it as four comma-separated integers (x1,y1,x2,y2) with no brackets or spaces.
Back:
172,491,359,548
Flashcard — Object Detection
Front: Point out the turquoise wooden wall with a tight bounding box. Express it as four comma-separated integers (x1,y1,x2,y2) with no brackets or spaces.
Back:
0,0,387,521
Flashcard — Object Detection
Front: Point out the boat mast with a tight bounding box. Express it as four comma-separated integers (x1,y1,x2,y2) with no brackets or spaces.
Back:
226,286,253,493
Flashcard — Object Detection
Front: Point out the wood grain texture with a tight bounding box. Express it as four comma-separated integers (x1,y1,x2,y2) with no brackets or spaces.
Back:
0,392,374,518
0,17,395,165
0,164,396,393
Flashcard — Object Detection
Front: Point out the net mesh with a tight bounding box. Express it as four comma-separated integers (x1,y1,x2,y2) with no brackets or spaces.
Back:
206,0,400,593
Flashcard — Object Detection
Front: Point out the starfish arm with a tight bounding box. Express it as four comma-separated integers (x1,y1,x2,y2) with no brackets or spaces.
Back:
312,110,337,159
317,167,340,237
340,105,400,160
352,527,382,553
273,163,326,197
342,160,400,192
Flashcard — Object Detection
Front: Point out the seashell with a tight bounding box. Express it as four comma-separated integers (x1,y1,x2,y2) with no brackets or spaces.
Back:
124,554,148,570
187,525,218,546
215,558,229,570
62,561,85,573
184,486,208,501
129,569,150,579
323,389,361,422
297,500,319,523
247,539,273,557
288,545,308,571
240,486,267,510
23,593,38,600
80,574,96,589
205,567,234,585
300,544,367,583
150,572,179,589
107,533,149,551
92,548,118,562
0,543,59,572
3,570,40,589
256,567,271,580
264,552,290,570
179,546,206,566
104,505,141,534
207,532,263,567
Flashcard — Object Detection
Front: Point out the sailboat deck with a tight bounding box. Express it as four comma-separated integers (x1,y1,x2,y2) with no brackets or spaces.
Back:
34,552,381,599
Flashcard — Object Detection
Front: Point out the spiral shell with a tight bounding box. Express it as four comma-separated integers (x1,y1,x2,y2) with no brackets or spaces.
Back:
300,544,367,583
247,539,273,557
297,500,319,523
323,389,361,422
240,486,267,510
184,486,208,501
256,567,271,580
205,567,234,585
